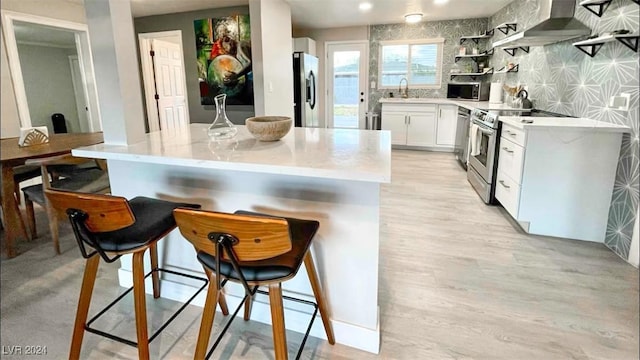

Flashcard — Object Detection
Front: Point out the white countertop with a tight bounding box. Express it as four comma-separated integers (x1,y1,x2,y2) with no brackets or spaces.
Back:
378,97,525,111
73,124,392,183
499,116,630,132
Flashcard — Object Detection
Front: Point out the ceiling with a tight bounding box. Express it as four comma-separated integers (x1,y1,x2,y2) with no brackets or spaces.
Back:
127,0,513,28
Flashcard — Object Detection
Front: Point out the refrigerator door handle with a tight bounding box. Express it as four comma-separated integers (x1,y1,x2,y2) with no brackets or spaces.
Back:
307,70,317,110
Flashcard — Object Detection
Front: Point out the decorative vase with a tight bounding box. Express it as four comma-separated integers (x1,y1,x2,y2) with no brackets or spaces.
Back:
207,94,237,140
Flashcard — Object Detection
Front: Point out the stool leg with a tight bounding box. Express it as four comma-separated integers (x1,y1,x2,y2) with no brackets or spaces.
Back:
132,251,150,360
24,198,37,240
204,268,229,316
194,269,222,359
304,251,335,345
69,255,100,360
243,294,253,321
268,283,288,360
150,243,160,299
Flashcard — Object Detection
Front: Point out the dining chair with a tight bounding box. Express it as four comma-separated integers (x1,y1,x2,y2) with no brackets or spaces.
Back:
173,208,335,360
22,154,110,254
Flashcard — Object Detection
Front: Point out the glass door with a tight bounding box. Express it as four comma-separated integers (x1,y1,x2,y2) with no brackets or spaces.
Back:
326,42,368,129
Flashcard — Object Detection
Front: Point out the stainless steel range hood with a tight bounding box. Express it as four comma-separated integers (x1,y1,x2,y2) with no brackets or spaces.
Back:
492,0,591,48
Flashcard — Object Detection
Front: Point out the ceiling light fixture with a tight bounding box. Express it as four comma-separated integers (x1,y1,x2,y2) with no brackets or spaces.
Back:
434,0,449,4
359,2,373,11
404,13,423,23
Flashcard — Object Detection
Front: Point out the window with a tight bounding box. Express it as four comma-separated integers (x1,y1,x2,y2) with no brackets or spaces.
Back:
378,38,444,89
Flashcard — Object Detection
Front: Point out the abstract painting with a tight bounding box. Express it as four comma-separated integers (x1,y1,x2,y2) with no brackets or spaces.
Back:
194,15,253,105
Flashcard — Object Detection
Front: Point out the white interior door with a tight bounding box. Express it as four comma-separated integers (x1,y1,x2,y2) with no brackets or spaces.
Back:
152,38,188,132
69,55,90,132
326,42,368,129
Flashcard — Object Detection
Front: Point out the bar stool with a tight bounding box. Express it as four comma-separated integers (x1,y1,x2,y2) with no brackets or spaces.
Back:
44,188,229,360
173,208,335,360
23,154,110,254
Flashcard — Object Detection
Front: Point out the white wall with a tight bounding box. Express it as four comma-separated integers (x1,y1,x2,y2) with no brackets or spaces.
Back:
84,0,145,145
292,26,369,124
17,43,80,133
629,210,639,267
249,0,294,118
0,0,86,138
1,30,20,138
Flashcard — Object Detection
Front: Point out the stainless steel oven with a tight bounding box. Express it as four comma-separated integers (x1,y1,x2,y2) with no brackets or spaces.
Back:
467,109,499,204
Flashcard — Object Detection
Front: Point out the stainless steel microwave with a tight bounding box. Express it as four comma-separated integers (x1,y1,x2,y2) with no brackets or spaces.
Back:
447,82,490,101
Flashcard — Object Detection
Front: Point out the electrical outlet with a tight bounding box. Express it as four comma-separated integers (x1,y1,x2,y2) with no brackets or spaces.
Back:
609,93,630,111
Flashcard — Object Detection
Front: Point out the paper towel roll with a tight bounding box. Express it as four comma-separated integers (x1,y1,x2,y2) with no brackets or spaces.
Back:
489,82,503,104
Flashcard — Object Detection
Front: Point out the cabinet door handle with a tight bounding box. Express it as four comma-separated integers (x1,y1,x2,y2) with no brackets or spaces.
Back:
408,115,410,124
499,180,510,189
404,115,407,124
502,146,514,153
439,109,442,118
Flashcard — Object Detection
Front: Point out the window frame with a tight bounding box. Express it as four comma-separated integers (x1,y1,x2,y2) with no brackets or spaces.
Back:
377,38,445,90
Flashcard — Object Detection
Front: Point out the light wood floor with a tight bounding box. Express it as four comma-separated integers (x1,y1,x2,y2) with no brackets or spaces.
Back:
1,150,638,359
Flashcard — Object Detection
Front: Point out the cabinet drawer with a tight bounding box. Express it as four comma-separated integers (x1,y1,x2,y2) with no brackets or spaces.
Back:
497,137,525,184
501,124,526,147
495,170,521,219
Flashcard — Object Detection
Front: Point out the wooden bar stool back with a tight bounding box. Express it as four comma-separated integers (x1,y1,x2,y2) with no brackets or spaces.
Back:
44,188,220,360
173,208,335,360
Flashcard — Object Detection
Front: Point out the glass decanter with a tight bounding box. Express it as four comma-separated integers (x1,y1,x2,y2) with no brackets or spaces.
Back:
207,94,237,140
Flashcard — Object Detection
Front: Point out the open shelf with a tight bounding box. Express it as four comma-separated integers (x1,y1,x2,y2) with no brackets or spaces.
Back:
494,64,519,74
580,0,612,17
502,46,530,56
573,32,639,57
454,49,494,62
450,68,494,80
459,29,495,44
495,22,517,35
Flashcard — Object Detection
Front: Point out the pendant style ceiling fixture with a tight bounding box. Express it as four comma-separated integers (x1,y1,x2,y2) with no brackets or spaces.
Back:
404,13,423,23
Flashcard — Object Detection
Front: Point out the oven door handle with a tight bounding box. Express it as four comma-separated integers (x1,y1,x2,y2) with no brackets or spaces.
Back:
476,127,494,135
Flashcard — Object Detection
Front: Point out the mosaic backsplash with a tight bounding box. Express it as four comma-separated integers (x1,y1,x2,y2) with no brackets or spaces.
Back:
489,0,639,260
368,18,490,114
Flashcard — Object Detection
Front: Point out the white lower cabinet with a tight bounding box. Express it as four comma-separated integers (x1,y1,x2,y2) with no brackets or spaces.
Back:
495,121,624,243
436,105,457,146
406,112,436,146
381,103,456,150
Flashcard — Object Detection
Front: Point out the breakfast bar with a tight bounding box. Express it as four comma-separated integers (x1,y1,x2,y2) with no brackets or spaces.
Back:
73,124,391,354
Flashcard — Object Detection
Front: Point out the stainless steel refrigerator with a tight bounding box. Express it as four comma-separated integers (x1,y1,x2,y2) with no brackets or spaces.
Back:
293,52,319,127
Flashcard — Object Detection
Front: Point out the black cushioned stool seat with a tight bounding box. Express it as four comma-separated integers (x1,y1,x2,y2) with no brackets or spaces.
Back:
173,208,335,360
44,188,216,360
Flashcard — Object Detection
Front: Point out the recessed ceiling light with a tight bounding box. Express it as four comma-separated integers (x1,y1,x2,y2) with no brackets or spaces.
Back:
434,0,449,4
404,13,423,23
359,2,373,11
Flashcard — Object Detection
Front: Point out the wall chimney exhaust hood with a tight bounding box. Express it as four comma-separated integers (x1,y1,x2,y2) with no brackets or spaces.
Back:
492,0,591,48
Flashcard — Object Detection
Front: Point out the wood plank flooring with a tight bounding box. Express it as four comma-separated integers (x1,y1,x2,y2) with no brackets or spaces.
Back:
1,150,638,359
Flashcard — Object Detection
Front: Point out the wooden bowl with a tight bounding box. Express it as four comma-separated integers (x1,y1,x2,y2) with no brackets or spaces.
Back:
245,116,292,141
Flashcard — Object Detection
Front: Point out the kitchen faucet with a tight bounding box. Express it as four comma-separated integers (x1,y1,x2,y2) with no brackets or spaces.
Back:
399,78,409,98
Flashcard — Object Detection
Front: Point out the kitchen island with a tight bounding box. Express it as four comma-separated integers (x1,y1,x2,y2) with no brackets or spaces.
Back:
73,124,391,354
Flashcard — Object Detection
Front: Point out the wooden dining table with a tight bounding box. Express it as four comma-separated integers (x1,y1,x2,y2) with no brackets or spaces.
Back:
0,132,104,258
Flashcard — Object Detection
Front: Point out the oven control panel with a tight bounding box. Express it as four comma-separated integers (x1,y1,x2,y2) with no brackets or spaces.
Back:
471,109,499,128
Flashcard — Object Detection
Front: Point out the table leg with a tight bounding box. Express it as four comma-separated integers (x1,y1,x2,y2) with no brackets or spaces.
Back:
1,163,29,258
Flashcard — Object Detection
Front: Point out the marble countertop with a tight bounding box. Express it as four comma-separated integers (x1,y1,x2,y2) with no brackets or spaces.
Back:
499,116,630,132
378,97,525,111
73,124,392,183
